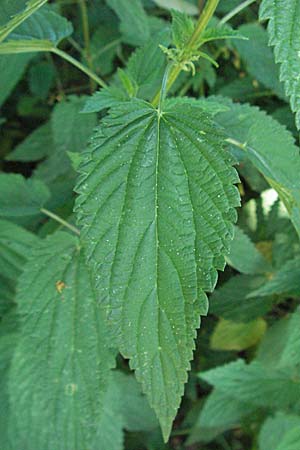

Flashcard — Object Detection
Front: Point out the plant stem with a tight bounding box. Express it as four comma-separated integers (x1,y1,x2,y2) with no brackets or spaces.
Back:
41,208,81,236
226,137,247,150
151,0,219,106
52,47,107,88
219,0,256,25
78,0,94,91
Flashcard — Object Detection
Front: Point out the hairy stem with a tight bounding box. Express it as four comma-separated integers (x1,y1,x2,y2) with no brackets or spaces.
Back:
41,208,81,236
219,0,256,25
151,0,219,106
52,47,107,88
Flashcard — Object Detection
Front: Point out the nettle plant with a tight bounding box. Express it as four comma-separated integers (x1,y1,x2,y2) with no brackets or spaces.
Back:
1,0,300,449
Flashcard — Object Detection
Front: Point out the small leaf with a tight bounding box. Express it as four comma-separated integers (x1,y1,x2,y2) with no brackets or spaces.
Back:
226,226,271,274
209,274,274,322
171,10,195,49
75,98,240,440
210,318,267,351
8,232,116,450
7,122,54,162
200,24,248,44
0,174,50,218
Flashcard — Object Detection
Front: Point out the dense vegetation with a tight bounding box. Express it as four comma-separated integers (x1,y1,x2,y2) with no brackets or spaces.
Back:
1,0,300,449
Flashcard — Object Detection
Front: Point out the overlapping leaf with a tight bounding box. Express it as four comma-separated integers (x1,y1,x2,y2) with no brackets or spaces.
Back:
0,0,47,43
260,0,300,128
8,232,115,450
75,98,240,439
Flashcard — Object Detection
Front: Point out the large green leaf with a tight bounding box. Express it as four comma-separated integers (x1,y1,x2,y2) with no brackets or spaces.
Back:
7,121,54,161
260,0,300,128
75,98,240,439
8,232,116,450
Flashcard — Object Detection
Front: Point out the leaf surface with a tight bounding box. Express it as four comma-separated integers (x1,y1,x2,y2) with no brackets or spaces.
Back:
0,219,39,281
0,0,47,43
212,97,300,237
8,232,115,450
226,226,271,274
0,173,50,218
260,0,300,128
75,98,239,439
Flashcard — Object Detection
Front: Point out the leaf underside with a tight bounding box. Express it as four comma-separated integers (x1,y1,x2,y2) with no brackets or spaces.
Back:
75,98,239,439
260,0,300,128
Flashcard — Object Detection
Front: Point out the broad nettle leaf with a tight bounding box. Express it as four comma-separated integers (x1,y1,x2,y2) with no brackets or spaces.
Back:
75,98,240,439
8,232,116,450
259,412,300,450
260,0,300,129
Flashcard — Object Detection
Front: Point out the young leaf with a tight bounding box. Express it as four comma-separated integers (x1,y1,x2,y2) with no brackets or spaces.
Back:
226,226,271,275
8,232,116,450
260,0,300,128
199,24,248,44
0,0,47,43
0,173,50,218
75,98,240,440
